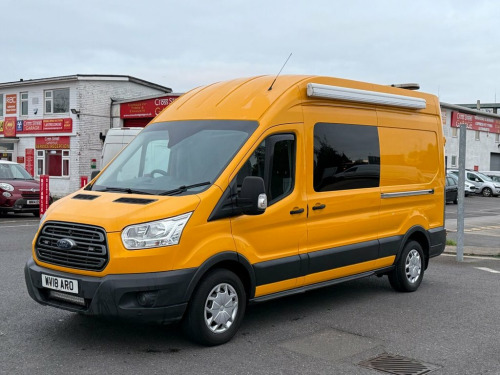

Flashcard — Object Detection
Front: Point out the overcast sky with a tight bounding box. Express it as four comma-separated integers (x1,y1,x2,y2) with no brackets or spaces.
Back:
2,0,499,104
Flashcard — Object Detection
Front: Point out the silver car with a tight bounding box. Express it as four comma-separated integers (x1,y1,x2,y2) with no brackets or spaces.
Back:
449,170,500,197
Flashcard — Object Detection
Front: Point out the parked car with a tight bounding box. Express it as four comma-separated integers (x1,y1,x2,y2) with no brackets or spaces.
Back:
0,160,40,216
481,171,500,183
446,172,476,196
445,175,458,204
449,169,500,197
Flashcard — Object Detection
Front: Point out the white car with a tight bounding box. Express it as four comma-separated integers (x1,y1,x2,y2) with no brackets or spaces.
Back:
446,173,476,196
449,170,500,197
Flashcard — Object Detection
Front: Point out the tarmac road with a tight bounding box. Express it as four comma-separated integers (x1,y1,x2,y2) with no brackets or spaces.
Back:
1,210,500,374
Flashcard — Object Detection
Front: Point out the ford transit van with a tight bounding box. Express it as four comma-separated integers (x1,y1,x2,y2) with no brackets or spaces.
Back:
25,75,446,346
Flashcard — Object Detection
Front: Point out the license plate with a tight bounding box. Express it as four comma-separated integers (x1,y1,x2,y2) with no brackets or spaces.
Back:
27,200,39,205
41,274,79,294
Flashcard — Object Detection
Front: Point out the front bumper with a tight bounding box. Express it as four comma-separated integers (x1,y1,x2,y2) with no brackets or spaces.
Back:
24,257,196,324
0,197,39,214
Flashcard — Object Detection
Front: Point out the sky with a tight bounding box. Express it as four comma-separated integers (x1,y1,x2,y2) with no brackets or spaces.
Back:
1,0,499,104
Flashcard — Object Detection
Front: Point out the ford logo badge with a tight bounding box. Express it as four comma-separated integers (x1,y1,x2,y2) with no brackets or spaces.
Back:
56,238,76,250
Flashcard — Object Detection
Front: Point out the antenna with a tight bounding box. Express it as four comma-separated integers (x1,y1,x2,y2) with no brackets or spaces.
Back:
268,53,292,91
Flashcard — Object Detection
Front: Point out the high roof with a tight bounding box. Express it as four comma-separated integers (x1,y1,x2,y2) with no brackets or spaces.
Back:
155,75,439,123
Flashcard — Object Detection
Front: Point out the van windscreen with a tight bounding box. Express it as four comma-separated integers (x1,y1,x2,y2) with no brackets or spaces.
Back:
91,120,258,196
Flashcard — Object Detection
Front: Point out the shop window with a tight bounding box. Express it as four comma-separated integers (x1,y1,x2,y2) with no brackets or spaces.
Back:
21,92,28,116
496,134,499,143
451,155,457,167
0,93,3,116
475,131,480,141
36,150,70,177
44,88,69,114
313,123,380,192
451,127,458,138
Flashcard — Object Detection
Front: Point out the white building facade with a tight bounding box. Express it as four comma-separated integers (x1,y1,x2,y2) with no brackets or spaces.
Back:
0,75,171,197
441,103,500,171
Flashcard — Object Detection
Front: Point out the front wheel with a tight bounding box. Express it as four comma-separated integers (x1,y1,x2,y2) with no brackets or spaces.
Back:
183,269,246,346
388,240,425,292
482,187,492,197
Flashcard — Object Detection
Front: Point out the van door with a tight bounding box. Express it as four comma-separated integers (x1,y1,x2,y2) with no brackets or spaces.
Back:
229,124,307,297
303,108,381,286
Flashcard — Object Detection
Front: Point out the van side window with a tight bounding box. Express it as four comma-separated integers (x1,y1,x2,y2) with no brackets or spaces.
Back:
313,123,380,192
236,134,295,205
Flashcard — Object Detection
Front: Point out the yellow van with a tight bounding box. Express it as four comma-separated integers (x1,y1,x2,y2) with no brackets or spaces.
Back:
25,75,446,346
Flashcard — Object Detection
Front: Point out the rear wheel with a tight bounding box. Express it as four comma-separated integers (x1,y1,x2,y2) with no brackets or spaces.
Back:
389,240,424,292
482,187,492,197
183,269,246,346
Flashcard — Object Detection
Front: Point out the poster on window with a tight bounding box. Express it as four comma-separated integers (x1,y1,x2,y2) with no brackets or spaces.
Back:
6,94,17,114
25,149,35,177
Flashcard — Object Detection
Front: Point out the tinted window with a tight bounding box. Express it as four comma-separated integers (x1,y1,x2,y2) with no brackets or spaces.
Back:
236,134,295,204
314,123,380,192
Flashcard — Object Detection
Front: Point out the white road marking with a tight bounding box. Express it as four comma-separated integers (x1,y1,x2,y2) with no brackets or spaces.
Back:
475,267,500,274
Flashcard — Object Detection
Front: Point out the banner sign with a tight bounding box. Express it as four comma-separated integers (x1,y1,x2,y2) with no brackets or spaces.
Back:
25,148,35,177
6,94,17,115
40,175,50,217
451,111,500,134
35,136,71,149
16,118,72,134
3,117,17,137
17,156,24,164
120,96,178,118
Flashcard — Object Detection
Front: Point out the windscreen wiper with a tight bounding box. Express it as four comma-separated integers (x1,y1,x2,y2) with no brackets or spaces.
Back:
97,186,153,195
159,181,211,196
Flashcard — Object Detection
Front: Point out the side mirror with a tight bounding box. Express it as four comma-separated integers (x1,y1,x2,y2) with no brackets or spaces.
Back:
238,176,267,215
90,170,100,180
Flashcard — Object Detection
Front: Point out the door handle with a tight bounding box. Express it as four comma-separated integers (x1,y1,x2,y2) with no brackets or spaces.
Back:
290,207,304,215
312,204,326,210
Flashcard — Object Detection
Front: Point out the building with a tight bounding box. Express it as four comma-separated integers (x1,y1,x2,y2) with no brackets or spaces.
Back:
441,102,500,171
0,74,172,197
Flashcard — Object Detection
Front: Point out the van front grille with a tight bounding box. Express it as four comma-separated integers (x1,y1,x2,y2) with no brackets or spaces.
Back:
36,221,108,271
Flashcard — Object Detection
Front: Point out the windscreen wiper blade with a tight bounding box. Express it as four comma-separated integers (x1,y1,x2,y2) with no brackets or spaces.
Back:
159,181,211,196
97,186,153,195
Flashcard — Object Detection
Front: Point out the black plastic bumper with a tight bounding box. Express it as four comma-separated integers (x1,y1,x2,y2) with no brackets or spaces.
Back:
24,258,196,324
429,227,446,258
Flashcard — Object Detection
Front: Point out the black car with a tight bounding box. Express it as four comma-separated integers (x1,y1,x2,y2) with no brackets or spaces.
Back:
445,176,458,204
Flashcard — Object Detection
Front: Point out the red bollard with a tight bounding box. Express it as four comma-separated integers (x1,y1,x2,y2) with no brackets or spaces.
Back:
39,175,50,218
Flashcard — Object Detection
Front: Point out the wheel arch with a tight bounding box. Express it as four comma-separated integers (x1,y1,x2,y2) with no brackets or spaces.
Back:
183,251,256,303
396,226,431,269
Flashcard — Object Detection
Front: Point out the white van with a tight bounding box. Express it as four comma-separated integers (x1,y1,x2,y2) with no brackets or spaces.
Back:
101,127,143,168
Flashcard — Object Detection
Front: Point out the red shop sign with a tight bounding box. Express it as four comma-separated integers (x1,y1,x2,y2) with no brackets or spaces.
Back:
120,96,178,119
3,117,17,137
6,94,17,115
451,111,500,134
35,136,71,149
16,118,73,134
25,149,35,177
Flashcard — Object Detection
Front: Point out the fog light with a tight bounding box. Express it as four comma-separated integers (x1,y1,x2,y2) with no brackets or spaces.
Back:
137,291,158,307
2,192,11,198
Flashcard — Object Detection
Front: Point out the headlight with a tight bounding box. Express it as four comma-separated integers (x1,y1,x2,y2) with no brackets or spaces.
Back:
0,183,14,192
121,212,192,250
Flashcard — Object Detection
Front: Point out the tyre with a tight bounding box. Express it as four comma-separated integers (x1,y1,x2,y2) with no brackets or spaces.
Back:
453,198,458,204
482,187,492,197
183,269,246,346
388,240,424,292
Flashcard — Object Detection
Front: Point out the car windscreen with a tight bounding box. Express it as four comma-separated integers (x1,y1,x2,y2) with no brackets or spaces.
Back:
91,120,259,196
0,163,34,180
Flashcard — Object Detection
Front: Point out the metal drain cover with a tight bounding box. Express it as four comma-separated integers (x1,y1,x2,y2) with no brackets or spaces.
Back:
359,354,440,375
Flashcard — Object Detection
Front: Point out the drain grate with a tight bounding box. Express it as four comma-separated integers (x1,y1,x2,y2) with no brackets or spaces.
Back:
359,354,440,375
